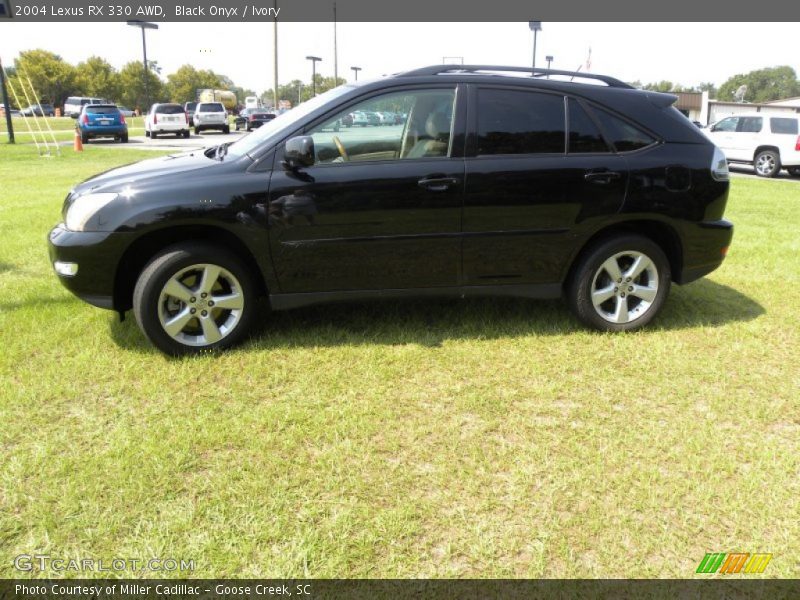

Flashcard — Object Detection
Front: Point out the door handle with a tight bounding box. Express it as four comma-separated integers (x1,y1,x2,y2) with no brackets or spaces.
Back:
584,171,621,184
418,176,460,192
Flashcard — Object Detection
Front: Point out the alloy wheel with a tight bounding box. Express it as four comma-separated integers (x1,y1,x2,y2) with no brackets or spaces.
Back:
590,251,659,324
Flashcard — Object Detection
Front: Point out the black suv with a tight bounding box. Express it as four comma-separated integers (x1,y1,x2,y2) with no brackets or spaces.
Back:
48,65,733,355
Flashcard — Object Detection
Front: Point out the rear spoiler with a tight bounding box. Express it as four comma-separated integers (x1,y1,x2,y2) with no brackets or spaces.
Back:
645,91,678,109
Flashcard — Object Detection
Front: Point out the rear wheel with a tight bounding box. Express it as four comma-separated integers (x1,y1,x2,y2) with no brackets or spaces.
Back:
120,133,129,143
183,130,190,138
194,127,201,135
787,167,800,177
133,243,258,356
754,150,780,177
568,235,671,332
223,125,230,134
81,133,89,144
151,131,158,139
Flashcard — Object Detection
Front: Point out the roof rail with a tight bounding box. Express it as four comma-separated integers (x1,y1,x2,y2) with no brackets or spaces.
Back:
399,65,634,89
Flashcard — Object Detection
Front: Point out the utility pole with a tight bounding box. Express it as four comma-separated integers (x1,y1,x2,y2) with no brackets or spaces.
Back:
0,56,14,143
273,0,278,109
333,2,338,84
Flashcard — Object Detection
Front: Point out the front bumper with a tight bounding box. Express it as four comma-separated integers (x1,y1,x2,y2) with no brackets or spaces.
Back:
676,219,734,284
48,224,132,310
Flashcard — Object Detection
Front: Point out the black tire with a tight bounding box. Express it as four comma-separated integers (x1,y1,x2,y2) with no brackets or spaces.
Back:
567,234,671,332
183,130,190,139
145,129,150,138
194,127,201,135
787,167,800,177
223,125,230,134
245,124,251,132
81,133,89,144
133,243,258,356
754,149,781,178
151,131,158,139
121,134,129,143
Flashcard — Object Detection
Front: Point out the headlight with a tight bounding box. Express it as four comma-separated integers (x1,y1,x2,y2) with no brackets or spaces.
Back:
65,192,118,231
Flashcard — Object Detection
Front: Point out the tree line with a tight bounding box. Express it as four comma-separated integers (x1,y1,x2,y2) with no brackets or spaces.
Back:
630,66,800,103
3,49,257,111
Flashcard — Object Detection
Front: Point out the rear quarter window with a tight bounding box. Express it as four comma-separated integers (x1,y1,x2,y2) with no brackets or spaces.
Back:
591,106,657,152
770,117,799,135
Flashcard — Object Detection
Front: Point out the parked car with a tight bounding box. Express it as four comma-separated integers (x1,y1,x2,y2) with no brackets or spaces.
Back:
184,101,198,121
76,104,128,143
193,102,229,135
145,103,190,139
48,64,733,355
20,103,56,117
0,103,21,117
703,112,800,177
234,109,276,132
64,97,109,118
116,106,135,118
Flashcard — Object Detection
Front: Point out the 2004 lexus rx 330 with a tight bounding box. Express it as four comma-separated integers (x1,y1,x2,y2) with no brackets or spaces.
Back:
49,65,733,355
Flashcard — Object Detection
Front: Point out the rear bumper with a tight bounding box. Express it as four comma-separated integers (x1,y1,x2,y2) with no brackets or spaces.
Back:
676,219,734,284
80,126,127,138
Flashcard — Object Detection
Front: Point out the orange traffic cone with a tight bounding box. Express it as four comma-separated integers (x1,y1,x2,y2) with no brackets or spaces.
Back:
74,129,83,152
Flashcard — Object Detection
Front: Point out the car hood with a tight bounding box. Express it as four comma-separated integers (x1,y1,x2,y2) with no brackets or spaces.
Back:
72,150,225,195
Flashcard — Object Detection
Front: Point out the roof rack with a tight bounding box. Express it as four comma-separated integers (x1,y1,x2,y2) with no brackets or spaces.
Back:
399,65,633,89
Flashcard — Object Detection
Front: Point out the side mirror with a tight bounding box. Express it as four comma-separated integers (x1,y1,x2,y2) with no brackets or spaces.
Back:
283,136,315,171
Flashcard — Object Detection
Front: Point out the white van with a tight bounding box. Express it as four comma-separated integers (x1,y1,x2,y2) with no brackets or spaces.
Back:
64,96,110,118
244,96,263,110
704,113,800,177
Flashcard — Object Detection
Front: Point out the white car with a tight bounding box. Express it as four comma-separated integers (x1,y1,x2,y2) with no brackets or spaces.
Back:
704,113,800,178
64,96,109,118
145,103,191,139
193,102,230,135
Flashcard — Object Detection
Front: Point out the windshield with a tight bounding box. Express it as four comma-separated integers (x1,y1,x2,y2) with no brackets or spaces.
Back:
226,85,355,159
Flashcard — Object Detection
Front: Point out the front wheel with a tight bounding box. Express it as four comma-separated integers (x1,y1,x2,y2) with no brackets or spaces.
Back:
567,235,671,332
133,243,258,355
754,150,781,177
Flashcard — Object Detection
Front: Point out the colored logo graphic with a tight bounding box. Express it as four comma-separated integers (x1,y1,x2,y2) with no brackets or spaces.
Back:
696,553,772,574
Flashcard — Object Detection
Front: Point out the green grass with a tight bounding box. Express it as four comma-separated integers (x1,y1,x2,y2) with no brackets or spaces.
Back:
0,144,798,579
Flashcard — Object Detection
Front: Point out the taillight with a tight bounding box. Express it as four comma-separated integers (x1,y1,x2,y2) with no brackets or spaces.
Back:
249,115,256,121
120,113,126,124
153,113,158,124
185,112,189,124
81,114,88,125
795,135,800,151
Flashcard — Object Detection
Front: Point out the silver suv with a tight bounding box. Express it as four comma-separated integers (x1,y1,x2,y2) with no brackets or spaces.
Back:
193,102,229,135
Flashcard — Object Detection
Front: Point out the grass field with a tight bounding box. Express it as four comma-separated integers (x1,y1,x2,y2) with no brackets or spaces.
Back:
0,143,798,579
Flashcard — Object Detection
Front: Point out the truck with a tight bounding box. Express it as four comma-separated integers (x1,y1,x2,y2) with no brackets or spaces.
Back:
244,96,264,110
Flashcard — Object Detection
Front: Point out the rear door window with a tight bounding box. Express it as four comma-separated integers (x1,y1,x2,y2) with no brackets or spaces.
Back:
770,117,799,134
476,88,565,155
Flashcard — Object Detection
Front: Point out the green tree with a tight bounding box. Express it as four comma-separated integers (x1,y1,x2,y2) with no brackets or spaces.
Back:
165,64,222,103
13,49,76,108
718,66,800,103
74,56,120,101
117,61,165,113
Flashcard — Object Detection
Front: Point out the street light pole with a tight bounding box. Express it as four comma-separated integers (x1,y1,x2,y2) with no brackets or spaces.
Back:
305,56,321,97
528,21,542,71
273,0,278,109
545,55,553,77
350,66,361,81
127,21,159,112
